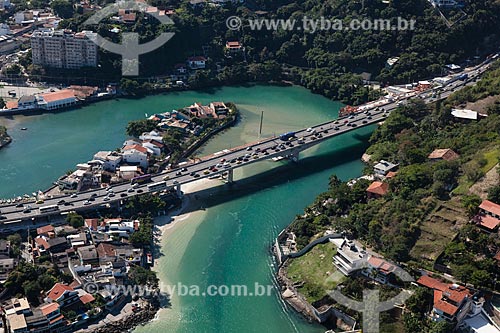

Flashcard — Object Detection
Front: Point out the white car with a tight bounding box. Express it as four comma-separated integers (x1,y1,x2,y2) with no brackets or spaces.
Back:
306,127,313,132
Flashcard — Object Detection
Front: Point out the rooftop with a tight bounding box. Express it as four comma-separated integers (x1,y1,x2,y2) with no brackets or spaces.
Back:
366,181,389,196
39,89,76,103
428,148,459,161
40,302,59,316
479,200,500,216
47,283,74,301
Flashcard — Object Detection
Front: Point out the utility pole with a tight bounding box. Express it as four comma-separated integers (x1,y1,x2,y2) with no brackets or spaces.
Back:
259,110,264,137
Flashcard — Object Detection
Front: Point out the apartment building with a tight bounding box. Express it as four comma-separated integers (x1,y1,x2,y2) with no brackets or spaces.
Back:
31,29,98,69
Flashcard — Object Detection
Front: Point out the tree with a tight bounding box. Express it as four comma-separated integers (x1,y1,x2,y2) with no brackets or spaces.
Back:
66,212,84,229
0,97,5,109
7,233,22,246
461,194,482,218
126,119,157,137
51,0,74,19
487,185,500,204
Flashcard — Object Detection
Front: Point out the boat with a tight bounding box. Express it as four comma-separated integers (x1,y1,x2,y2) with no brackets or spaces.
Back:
272,156,285,162
20,127,27,130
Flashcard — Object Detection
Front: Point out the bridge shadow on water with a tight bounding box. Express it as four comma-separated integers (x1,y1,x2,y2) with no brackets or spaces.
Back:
180,136,371,214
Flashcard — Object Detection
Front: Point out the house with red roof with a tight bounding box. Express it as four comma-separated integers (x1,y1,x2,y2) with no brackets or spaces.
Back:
417,275,475,324
45,283,80,308
187,56,206,69
473,200,500,233
363,256,397,284
39,303,64,329
37,89,78,111
366,181,389,199
122,144,149,168
428,148,460,161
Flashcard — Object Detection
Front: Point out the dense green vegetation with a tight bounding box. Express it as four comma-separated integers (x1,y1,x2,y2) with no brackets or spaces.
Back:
17,0,500,104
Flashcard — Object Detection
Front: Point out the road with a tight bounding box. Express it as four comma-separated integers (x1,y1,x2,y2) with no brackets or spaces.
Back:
0,56,493,228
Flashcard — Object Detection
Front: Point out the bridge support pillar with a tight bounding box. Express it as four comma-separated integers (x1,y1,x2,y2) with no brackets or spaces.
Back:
289,151,299,163
227,169,234,184
176,184,182,197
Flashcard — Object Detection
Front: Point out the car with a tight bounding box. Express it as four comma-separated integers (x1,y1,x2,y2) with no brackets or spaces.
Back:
343,120,348,124
15,203,24,208
334,120,339,124
323,130,328,134
316,133,323,138
253,155,258,159
91,193,97,198
204,170,210,175
23,209,31,213
132,183,139,188
367,116,372,119
362,120,368,124
137,189,144,193
190,172,196,176
35,200,44,204
246,147,252,151
306,127,313,132
181,167,188,172
264,151,270,155
176,171,182,176
351,123,358,127
108,193,115,197
230,159,237,163
0,215,6,220
89,197,95,202
120,193,127,197
84,201,91,206
163,175,170,181
103,197,110,201
220,158,227,162
237,156,243,161
194,174,200,178
255,148,261,152
243,158,249,162
334,126,339,130
223,163,231,168
70,194,78,198
57,200,65,205
236,160,242,164
106,187,112,192
64,202,73,206
128,188,135,193
349,115,355,119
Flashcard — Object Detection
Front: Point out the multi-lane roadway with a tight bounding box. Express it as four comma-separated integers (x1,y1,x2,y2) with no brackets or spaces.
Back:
0,57,493,226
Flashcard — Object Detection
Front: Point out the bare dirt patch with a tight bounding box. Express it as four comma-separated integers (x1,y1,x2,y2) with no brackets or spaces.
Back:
469,163,500,199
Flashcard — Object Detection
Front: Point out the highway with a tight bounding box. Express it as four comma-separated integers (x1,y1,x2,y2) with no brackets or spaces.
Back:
0,57,493,227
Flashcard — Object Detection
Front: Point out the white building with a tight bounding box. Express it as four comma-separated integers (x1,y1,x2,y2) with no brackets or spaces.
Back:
331,238,368,276
373,160,398,177
122,144,149,168
37,89,78,110
187,56,206,69
93,151,123,172
31,29,98,69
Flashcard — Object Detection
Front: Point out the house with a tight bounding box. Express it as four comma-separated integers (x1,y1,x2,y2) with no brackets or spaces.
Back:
225,41,243,54
7,313,27,333
428,148,460,161
118,165,140,180
115,246,143,265
363,256,396,284
34,236,68,255
210,102,230,116
66,232,88,248
45,283,80,307
0,258,15,275
185,102,217,118
331,237,368,276
37,89,78,110
39,303,64,329
122,144,149,168
96,243,117,263
24,308,50,333
417,275,473,324
0,239,11,257
474,200,500,232
17,95,37,110
373,160,398,177
173,63,187,74
93,151,122,172
37,224,55,237
142,139,164,156
4,297,31,316
139,130,163,143
77,244,98,265
187,56,206,69
385,57,399,68
366,181,389,199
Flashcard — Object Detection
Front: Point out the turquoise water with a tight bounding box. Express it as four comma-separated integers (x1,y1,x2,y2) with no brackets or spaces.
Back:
0,85,374,332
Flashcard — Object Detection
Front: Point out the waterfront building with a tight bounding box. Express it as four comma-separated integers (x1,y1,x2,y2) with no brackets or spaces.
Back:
93,151,122,172
37,89,78,110
31,29,98,69
373,160,398,177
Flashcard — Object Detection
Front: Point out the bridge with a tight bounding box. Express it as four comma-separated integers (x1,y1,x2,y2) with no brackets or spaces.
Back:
0,60,491,231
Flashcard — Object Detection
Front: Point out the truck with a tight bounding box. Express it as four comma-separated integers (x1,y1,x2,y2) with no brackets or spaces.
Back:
279,131,296,141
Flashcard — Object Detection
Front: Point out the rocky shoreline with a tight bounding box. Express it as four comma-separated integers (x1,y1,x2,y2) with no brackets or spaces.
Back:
80,298,160,333
0,133,12,150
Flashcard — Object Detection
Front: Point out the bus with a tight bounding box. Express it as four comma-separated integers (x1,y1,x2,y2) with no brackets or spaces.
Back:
147,181,168,192
39,205,60,214
131,174,152,185
279,131,296,141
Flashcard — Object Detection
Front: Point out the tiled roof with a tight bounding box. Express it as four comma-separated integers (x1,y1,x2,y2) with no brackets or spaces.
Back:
40,89,76,103
40,303,59,316
37,224,54,235
79,293,95,304
434,292,458,316
47,283,73,301
477,215,500,230
428,148,459,161
479,200,500,216
366,181,389,196
123,144,148,154
416,275,448,291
